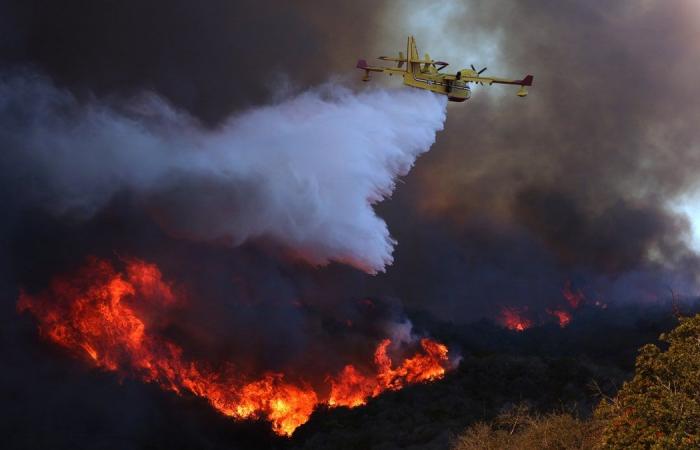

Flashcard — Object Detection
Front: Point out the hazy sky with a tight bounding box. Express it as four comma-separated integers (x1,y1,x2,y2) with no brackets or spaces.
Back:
2,4,700,446
2,0,700,321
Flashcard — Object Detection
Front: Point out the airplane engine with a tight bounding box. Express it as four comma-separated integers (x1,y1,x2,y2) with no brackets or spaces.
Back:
448,81,470,102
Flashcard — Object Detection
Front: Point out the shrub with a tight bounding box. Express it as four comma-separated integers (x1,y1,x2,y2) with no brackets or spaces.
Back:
595,314,700,448
452,404,600,450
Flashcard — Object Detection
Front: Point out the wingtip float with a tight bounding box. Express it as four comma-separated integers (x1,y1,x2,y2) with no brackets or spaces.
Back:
357,36,534,102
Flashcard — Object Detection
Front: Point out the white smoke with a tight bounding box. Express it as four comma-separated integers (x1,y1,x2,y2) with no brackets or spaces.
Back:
1,72,446,273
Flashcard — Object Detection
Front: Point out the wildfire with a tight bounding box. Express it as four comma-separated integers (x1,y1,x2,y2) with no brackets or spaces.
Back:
328,338,448,408
562,281,585,309
499,306,533,332
17,257,450,437
546,308,572,328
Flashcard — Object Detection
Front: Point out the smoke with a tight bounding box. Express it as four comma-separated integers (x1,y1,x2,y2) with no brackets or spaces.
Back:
0,71,446,274
366,0,700,321
0,0,389,124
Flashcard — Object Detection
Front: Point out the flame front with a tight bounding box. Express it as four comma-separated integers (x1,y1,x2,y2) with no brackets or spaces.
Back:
17,257,450,436
328,338,448,408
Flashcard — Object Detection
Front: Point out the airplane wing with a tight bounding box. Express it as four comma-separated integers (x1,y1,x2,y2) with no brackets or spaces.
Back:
356,59,385,72
378,56,407,62
490,74,534,87
379,52,406,68
457,71,534,96
356,59,405,81
461,74,534,87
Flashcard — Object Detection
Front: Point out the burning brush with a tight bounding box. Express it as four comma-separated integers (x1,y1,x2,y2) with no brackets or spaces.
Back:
17,257,452,436
497,281,607,332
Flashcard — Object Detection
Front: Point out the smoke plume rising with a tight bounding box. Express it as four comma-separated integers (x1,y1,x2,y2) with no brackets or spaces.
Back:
368,0,700,322
1,71,446,274
4,1,700,446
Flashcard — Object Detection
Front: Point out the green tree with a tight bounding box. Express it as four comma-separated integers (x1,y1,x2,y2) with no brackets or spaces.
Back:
595,314,700,449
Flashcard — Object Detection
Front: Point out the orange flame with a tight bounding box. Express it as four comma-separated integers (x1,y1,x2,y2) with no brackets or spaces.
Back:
498,306,532,332
328,338,448,408
546,308,572,328
17,257,450,436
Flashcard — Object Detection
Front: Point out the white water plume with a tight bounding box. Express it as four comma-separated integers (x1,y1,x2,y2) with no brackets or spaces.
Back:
0,72,447,273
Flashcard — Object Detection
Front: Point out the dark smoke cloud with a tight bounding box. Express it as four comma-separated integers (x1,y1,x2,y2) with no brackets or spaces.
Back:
2,0,700,446
1,0,697,344
512,187,692,274
0,0,382,124
0,1,451,446
370,0,700,320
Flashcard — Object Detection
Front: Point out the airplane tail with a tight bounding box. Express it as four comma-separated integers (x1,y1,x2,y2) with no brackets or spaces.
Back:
516,75,533,97
407,36,419,61
407,36,419,73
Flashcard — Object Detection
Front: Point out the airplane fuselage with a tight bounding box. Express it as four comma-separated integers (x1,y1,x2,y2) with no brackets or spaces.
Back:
357,36,533,102
401,69,470,102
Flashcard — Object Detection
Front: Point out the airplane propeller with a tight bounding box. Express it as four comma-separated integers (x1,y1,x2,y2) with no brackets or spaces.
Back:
470,65,488,85
470,65,487,74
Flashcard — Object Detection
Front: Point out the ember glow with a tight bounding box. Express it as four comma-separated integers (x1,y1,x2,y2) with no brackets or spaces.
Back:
563,281,585,309
546,308,572,328
17,258,450,437
499,307,533,332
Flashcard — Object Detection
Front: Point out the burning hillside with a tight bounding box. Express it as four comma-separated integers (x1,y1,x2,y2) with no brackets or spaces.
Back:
496,281,605,332
5,1,700,448
17,257,451,436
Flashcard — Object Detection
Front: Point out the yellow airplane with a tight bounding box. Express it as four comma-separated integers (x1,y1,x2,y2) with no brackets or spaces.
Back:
356,36,533,102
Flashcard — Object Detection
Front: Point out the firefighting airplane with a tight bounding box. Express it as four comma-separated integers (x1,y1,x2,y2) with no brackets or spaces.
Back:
356,36,533,102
